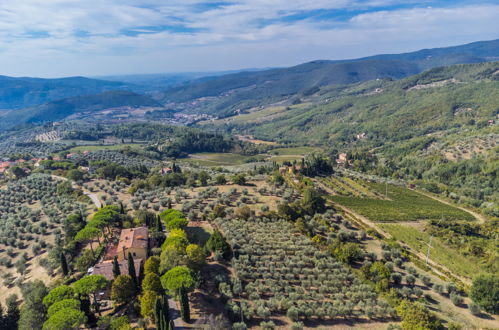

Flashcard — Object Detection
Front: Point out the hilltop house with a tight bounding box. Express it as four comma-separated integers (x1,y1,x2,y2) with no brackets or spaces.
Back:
336,153,352,166
116,227,148,261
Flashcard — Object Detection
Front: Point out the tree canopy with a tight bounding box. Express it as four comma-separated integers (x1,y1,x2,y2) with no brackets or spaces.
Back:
160,266,195,294
112,275,136,305
42,308,87,330
42,285,75,308
72,275,108,297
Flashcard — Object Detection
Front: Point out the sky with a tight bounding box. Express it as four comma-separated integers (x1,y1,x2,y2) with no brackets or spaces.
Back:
0,0,498,77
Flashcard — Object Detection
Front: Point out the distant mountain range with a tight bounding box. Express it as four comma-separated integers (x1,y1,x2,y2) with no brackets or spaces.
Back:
200,61,499,147
0,91,160,131
157,39,499,117
0,38,498,131
0,76,139,110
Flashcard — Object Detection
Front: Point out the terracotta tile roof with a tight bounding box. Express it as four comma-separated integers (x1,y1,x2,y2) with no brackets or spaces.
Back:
92,258,143,281
117,227,148,251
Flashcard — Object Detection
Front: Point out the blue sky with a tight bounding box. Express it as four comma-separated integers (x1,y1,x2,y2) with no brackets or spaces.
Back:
0,0,498,77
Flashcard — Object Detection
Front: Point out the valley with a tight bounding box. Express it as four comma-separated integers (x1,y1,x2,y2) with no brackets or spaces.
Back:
0,39,497,330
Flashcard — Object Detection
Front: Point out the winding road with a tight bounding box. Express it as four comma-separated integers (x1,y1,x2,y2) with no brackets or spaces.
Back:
51,175,102,208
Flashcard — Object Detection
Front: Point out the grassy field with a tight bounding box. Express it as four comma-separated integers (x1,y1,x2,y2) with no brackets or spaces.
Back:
379,224,481,278
67,143,144,153
269,146,321,155
331,182,474,222
185,152,265,166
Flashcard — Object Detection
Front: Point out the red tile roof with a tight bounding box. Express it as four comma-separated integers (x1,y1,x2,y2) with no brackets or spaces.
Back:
117,227,148,251
92,258,143,281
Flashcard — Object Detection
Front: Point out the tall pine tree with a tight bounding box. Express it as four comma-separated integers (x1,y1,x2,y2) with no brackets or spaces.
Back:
112,256,121,278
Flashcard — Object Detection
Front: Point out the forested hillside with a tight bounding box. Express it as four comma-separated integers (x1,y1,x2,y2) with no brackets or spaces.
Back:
158,39,499,117
0,91,161,131
201,61,499,212
0,76,136,110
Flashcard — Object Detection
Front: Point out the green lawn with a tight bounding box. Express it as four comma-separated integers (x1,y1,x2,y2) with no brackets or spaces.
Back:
379,224,481,278
331,182,474,222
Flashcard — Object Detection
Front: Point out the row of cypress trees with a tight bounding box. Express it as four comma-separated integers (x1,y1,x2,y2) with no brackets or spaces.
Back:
155,295,174,330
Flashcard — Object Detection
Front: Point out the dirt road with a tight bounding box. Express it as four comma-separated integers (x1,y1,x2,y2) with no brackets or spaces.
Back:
51,175,102,208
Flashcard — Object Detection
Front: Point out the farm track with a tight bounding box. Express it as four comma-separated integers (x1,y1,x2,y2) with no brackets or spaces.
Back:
51,175,102,208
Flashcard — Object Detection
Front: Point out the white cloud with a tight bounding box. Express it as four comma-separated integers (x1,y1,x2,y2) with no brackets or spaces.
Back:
0,1,497,76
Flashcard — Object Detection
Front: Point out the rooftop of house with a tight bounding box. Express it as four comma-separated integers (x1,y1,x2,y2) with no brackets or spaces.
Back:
92,258,143,281
117,226,149,251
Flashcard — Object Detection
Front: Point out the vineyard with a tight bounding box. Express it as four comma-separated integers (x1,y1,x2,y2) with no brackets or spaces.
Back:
330,182,474,222
215,217,394,325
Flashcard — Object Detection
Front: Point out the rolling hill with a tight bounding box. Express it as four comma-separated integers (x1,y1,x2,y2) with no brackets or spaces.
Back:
0,90,161,131
200,61,499,208
160,38,499,117
0,75,138,110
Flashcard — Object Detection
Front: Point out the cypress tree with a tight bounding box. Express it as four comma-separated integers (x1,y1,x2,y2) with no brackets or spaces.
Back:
112,256,121,278
179,286,190,323
127,252,138,288
60,252,69,276
154,297,162,327
156,215,162,232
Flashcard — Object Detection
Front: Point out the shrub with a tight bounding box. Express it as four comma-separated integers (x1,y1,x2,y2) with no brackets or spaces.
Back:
287,306,300,321
433,284,444,295
232,322,247,330
468,303,481,316
450,293,464,306
470,273,499,314
406,274,416,286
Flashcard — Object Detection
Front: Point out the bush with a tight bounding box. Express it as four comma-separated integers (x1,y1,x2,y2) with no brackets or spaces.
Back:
468,303,481,316
260,320,275,330
421,275,432,287
470,273,499,314
433,284,444,295
287,306,300,321
232,322,247,330
405,274,416,286
390,272,402,285
450,293,464,306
